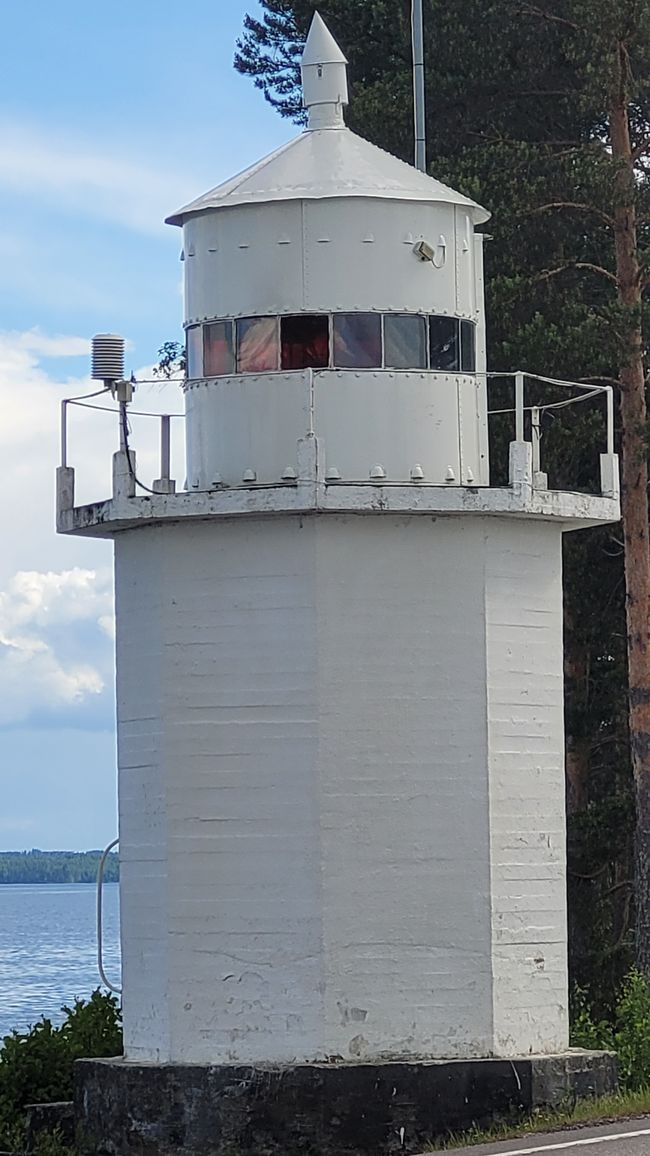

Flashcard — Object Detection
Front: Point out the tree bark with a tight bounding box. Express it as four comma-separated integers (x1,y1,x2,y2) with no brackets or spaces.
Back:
564,601,590,815
609,46,650,969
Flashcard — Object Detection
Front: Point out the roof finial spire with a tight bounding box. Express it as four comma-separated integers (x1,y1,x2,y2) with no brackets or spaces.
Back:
301,12,349,130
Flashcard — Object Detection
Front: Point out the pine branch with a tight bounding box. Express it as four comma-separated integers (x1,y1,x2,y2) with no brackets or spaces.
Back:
526,202,616,227
517,3,580,31
536,261,618,285
632,135,650,162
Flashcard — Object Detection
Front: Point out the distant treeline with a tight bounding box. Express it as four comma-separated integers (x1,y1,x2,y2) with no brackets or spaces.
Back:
0,850,119,884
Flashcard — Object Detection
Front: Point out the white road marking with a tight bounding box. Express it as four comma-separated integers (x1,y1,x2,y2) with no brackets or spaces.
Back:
421,1125,650,1156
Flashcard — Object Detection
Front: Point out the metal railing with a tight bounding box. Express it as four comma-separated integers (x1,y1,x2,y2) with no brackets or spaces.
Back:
486,371,615,492
60,387,185,495
96,837,121,995
59,370,616,498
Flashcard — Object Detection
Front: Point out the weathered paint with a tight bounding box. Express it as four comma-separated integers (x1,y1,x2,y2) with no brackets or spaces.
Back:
183,369,486,490
115,514,568,1064
56,448,621,540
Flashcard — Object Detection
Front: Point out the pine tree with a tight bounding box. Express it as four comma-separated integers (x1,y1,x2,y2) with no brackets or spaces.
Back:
235,0,650,974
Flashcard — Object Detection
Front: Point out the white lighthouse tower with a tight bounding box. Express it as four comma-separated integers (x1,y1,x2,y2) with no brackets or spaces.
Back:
62,14,619,1154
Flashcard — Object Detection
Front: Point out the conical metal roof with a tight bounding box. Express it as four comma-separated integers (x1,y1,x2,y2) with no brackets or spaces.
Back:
301,10,348,66
166,128,490,226
166,12,490,228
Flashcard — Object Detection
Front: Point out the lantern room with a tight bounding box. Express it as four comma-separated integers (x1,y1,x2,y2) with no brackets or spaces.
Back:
166,13,491,491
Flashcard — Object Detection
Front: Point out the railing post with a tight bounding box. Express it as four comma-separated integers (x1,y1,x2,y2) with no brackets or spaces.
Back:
60,400,68,468
160,415,171,481
153,413,176,495
531,407,541,474
606,386,614,455
515,371,525,442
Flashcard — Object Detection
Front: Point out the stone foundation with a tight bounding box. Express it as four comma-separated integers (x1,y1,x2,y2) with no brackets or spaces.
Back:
75,1051,617,1156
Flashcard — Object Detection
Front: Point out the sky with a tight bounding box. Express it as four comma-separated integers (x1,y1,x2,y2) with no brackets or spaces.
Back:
0,0,294,850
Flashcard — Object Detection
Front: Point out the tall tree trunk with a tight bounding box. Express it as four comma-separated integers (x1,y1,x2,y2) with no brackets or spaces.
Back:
609,46,650,969
564,601,590,816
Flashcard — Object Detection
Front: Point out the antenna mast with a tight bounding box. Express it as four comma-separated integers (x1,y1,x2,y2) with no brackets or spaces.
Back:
412,0,426,172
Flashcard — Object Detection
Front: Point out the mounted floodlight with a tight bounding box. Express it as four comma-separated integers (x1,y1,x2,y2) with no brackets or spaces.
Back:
92,334,125,385
413,239,435,262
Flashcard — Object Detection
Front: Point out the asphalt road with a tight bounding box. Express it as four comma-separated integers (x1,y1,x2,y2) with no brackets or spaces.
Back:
423,1116,650,1156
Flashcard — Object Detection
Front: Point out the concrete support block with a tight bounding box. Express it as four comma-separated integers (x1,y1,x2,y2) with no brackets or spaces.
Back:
600,453,620,499
56,466,75,515
152,478,177,495
75,1051,617,1156
112,451,136,500
24,1102,74,1153
508,440,533,493
296,434,324,483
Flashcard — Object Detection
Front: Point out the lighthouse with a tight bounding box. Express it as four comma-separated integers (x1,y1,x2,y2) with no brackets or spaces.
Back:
61,13,619,1155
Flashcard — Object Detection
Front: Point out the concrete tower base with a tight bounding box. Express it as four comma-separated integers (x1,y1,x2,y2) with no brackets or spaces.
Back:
75,1051,617,1156
114,511,575,1064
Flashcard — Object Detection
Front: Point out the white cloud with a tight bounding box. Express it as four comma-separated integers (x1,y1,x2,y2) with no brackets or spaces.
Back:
0,568,113,632
0,118,201,235
0,330,183,727
0,330,183,575
14,331,91,358
0,568,111,725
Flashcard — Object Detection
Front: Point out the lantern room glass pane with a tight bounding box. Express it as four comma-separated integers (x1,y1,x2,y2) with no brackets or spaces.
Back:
186,326,202,378
460,319,476,373
384,314,427,369
429,316,460,371
333,313,382,368
281,315,330,370
236,317,279,374
204,321,234,377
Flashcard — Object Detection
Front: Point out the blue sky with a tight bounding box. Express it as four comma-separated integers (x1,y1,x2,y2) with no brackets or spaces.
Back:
0,0,295,850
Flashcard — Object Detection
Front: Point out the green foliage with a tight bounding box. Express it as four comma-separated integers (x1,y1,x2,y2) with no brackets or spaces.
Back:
569,986,615,1050
0,851,118,885
0,991,122,1151
571,970,650,1091
153,340,186,379
611,969,650,1089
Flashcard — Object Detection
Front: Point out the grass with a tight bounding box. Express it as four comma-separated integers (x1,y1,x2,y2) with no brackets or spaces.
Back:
427,1087,650,1150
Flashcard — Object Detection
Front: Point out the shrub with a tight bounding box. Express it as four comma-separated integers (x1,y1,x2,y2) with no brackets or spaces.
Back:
571,968,650,1091
612,969,650,1090
0,990,122,1151
569,986,614,1051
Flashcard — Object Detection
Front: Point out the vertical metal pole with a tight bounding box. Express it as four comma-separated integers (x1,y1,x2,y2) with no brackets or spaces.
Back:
160,415,171,481
515,371,525,442
308,367,315,436
412,0,426,172
60,400,68,468
531,406,541,474
119,400,127,451
606,386,615,455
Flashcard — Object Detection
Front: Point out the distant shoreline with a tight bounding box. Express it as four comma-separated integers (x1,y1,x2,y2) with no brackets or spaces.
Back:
0,850,119,885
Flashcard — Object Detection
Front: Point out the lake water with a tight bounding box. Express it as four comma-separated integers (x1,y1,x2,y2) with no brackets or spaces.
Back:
0,883,121,1037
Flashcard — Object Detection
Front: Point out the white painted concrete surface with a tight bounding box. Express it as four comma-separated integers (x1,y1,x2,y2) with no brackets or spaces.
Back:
115,514,568,1063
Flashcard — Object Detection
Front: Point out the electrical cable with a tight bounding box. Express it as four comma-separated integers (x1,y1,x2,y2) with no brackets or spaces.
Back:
120,403,165,496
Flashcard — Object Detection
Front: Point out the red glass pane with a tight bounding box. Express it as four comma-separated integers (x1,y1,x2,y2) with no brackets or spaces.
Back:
236,317,279,373
281,315,329,370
